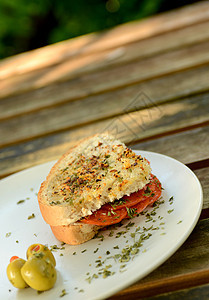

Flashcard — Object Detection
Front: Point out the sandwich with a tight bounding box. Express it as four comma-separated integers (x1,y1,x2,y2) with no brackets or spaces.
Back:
38,133,162,245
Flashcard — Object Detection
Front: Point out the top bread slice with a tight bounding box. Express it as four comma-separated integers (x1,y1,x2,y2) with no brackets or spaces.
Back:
38,133,151,226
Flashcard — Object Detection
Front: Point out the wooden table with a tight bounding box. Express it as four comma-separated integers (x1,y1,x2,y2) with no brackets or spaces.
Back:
1,1,209,299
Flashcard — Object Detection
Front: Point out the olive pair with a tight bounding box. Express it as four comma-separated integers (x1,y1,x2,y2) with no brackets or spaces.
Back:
7,244,57,291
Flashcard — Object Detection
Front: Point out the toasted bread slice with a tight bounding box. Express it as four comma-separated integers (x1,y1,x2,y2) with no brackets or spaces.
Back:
38,133,151,226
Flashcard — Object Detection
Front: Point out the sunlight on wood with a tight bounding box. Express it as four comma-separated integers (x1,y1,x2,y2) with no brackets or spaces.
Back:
34,49,125,86
0,1,209,81
0,34,96,79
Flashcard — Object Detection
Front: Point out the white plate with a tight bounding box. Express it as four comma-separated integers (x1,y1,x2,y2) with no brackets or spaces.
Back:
0,151,203,300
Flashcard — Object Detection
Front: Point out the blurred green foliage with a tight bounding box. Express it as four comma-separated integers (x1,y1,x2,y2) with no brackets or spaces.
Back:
0,0,196,59
0,0,165,59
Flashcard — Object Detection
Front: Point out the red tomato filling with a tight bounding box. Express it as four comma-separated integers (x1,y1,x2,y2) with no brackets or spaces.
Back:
80,174,162,226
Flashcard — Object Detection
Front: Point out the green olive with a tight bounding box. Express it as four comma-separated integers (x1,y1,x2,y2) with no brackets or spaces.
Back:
7,258,28,289
26,244,56,266
21,255,57,291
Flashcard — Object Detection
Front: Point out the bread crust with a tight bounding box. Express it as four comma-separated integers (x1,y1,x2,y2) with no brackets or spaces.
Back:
38,200,71,226
50,223,101,245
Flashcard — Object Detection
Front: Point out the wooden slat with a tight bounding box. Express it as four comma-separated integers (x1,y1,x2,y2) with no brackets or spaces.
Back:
0,1,209,79
1,21,209,102
131,126,209,166
108,218,209,299
2,47,209,121
1,75,209,148
1,96,209,179
145,283,209,300
1,38,209,103
109,271,209,300
1,124,209,178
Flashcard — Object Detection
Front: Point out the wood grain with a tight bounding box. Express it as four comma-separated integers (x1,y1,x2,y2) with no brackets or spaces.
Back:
1,86,209,148
1,94,209,177
1,122,209,177
1,1,209,79
108,219,209,299
109,271,209,299
146,283,209,300
1,38,209,103
1,21,209,102
1,61,209,124
132,126,209,166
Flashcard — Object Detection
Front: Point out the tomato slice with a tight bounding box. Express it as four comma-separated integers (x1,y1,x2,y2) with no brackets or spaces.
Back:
134,196,155,214
81,174,161,226
103,174,161,211
81,207,127,226
102,188,145,211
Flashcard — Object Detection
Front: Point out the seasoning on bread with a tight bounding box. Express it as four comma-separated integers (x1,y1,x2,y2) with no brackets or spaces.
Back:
38,133,161,245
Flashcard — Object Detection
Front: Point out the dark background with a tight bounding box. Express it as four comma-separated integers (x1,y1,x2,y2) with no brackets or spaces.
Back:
0,0,201,60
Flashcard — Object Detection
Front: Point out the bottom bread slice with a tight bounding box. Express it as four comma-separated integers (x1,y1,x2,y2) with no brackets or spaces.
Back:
50,223,102,245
